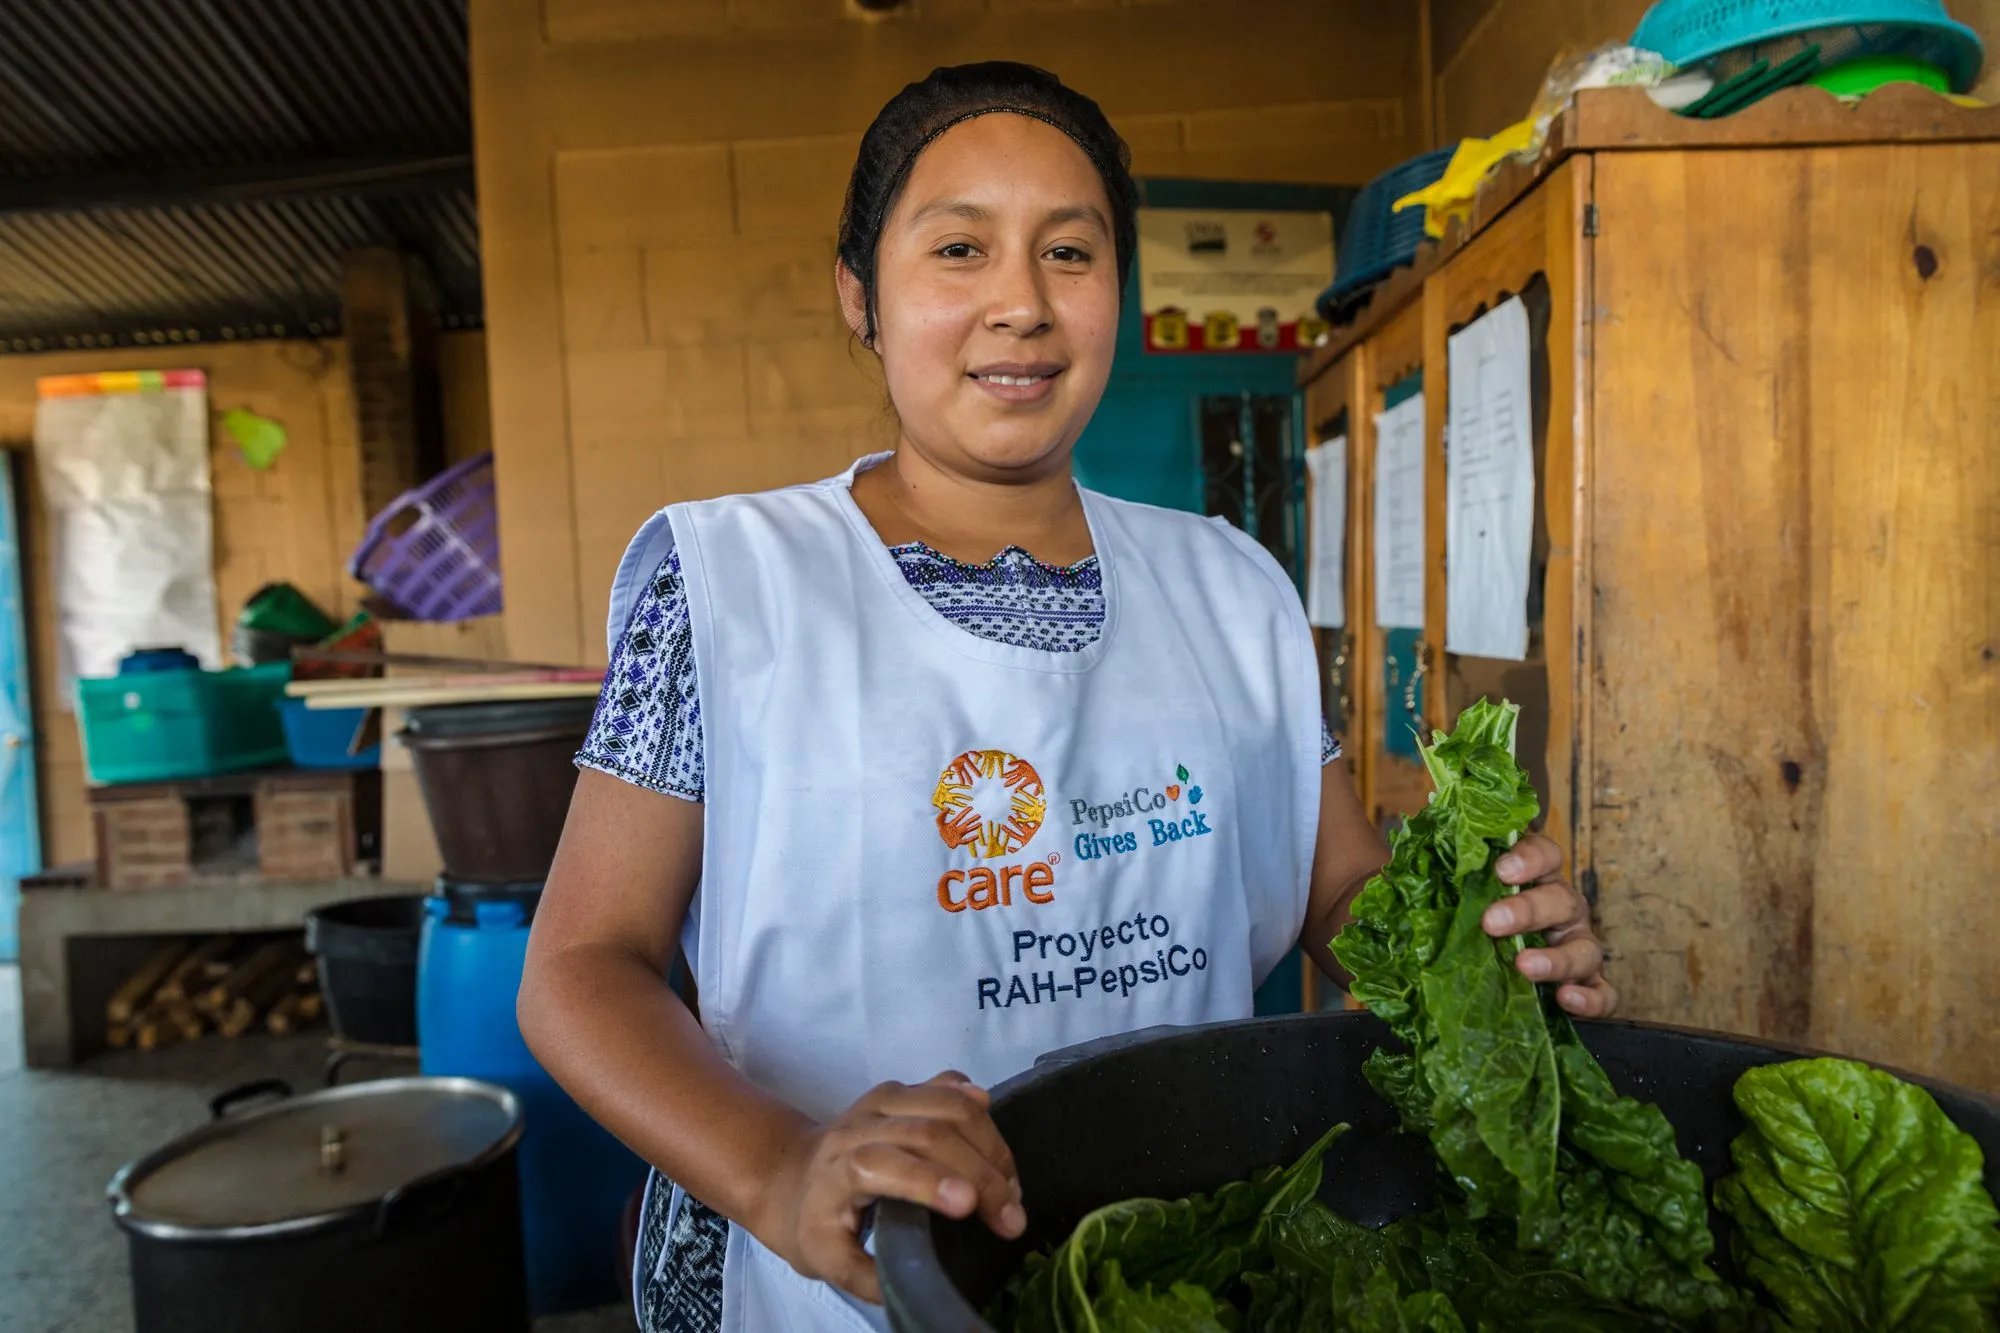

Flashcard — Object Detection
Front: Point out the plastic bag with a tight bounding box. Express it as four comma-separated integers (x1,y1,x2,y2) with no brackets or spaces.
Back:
1528,42,1680,151
1393,44,1684,239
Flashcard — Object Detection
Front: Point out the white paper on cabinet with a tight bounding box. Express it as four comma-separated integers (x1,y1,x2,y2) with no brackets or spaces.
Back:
1444,296,1535,661
1304,436,1346,628
1372,395,1426,630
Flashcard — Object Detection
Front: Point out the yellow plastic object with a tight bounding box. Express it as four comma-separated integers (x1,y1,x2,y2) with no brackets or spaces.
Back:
1392,118,1537,239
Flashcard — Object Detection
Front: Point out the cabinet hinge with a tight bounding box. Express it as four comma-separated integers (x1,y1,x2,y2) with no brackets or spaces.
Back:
1582,203,1600,238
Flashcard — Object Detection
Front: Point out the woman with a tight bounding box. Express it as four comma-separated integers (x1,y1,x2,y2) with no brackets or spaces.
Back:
521,61,1616,1333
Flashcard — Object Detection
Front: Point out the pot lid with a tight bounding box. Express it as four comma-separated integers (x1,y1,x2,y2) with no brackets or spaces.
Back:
108,1077,521,1240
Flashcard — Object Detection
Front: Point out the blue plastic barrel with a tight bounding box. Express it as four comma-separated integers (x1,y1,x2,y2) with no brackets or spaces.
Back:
417,894,648,1316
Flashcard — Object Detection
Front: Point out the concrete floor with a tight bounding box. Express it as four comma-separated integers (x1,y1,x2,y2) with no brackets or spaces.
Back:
0,964,631,1333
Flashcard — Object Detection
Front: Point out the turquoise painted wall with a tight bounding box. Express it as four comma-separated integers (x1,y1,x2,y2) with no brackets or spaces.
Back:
1072,179,1357,1017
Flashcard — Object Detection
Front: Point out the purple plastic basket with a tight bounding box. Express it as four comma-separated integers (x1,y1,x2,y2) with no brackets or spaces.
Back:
348,452,502,621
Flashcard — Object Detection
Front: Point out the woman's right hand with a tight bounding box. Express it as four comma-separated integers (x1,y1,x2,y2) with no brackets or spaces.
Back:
753,1071,1027,1304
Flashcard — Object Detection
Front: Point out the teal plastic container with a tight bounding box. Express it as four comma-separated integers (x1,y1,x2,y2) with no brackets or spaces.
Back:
77,661,292,785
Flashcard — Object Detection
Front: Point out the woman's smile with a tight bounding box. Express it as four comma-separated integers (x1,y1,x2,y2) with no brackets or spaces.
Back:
967,361,1066,404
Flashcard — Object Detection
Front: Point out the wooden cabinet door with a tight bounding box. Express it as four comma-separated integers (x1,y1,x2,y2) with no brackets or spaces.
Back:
1302,352,1367,777
1589,143,2000,1094
1423,159,1593,873
1353,302,1431,833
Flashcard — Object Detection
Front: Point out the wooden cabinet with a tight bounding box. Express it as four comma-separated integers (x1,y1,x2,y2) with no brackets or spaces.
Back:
1299,87,2000,1093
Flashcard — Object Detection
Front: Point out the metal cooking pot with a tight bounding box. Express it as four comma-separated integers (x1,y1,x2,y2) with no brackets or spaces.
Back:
107,1076,531,1333
874,1012,2000,1333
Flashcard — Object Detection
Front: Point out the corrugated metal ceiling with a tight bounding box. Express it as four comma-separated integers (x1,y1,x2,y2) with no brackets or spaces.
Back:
0,0,478,351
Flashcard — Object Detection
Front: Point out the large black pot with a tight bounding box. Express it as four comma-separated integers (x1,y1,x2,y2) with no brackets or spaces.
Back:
108,1076,531,1333
875,1013,2000,1333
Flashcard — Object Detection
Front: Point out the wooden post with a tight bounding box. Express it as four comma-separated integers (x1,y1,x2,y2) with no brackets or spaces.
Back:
342,247,446,521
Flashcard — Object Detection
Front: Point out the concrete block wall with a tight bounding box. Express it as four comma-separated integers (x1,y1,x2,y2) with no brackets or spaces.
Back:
472,0,1429,665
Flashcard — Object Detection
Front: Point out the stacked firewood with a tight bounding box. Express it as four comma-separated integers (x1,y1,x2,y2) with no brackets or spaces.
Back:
106,935,324,1051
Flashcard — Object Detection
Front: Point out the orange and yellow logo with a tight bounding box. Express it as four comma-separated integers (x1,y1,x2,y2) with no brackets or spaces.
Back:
932,749,1047,859
932,750,1059,914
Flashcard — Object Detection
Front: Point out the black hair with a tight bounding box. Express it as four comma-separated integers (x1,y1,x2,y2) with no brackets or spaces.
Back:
836,61,1139,346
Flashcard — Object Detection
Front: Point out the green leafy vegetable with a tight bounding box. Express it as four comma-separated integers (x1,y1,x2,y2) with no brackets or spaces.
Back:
1332,699,1729,1321
993,702,2000,1333
1715,1058,2000,1332
998,1125,1346,1333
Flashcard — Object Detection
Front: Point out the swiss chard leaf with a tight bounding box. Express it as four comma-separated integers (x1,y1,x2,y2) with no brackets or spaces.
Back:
1331,698,1729,1321
1714,1058,2000,1332
1089,1263,1236,1332
1420,868,1563,1244
998,1126,1348,1333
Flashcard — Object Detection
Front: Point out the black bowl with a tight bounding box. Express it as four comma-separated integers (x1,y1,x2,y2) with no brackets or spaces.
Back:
875,1012,2000,1333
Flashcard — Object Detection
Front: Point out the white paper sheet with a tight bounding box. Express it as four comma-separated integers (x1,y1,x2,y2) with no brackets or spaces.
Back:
1304,436,1346,628
1372,395,1427,630
1445,297,1535,661
34,373,219,703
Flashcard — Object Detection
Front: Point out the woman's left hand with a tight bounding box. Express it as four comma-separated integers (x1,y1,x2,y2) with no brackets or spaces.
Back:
1485,833,1618,1018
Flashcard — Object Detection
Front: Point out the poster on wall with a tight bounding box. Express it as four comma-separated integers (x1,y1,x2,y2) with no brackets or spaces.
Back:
1304,435,1346,629
1372,395,1426,631
1445,297,1535,661
34,369,220,704
1137,208,1335,354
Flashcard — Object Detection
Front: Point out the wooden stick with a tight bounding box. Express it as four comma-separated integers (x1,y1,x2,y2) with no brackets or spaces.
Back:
135,1004,185,1052
292,646,578,674
296,680,603,710
221,963,307,1038
168,1002,204,1041
156,935,236,1004
266,990,324,1035
287,668,601,698
108,941,191,1025
198,942,291,1017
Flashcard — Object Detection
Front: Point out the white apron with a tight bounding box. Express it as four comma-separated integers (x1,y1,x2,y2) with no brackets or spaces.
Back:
634,456,1320,1332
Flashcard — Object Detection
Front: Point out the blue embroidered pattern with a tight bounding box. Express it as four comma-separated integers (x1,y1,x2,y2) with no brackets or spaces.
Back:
577,541,1338,801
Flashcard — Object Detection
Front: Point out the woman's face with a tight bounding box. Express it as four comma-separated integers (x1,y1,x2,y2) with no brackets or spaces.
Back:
844,113,1121,482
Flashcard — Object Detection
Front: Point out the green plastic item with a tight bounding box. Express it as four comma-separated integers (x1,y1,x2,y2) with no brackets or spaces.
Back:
222,408,288,470
237,582,338,641
1681,45,1824,118
77,662,293,785
1809,53,1952,95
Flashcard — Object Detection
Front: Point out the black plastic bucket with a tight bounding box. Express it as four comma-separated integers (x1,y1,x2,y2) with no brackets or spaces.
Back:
874,1012,2000,1333
305,894,428,1047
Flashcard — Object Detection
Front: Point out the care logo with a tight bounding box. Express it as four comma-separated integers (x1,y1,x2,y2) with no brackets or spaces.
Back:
932,749,1047,860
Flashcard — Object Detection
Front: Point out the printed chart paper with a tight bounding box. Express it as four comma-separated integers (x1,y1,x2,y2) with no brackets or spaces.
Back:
1304,436,1346,628
1445,297,1535,661
1372,395,1426,630
34,369,219,704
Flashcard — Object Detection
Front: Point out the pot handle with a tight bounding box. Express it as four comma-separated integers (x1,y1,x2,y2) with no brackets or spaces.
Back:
374,1161,473,1240
210,1078,294,1119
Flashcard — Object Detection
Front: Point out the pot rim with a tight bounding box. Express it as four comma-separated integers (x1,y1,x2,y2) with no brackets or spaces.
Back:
106,1075,524,1243
873,1011,2000,1332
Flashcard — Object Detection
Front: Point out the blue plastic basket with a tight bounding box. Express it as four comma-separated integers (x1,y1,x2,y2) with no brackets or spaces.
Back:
1633,0,1984,90
278,698,381,770
1318,147,1457,319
